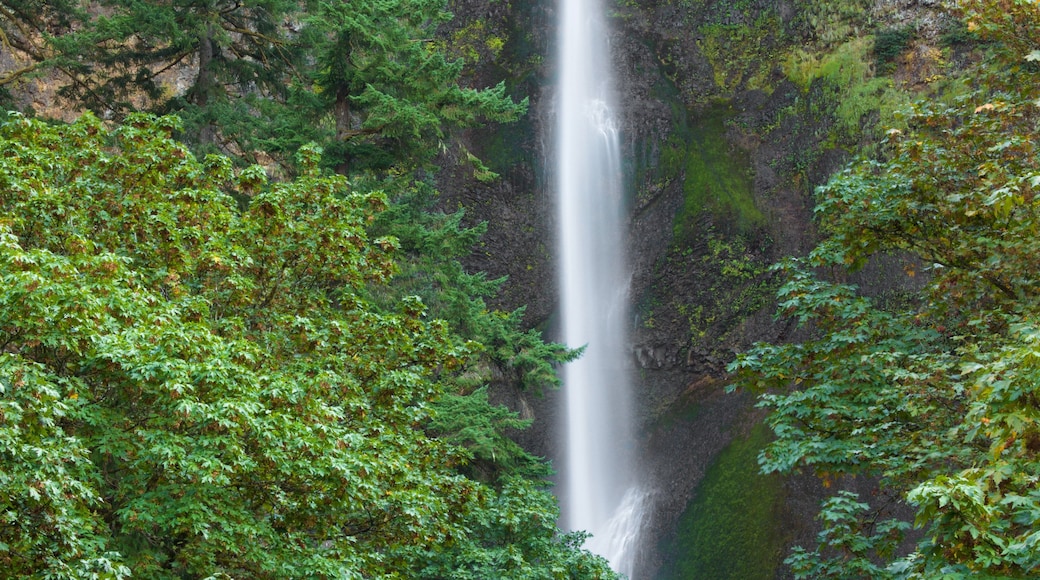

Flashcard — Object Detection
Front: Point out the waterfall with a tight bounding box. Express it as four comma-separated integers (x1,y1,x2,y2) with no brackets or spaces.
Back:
556,0,646,575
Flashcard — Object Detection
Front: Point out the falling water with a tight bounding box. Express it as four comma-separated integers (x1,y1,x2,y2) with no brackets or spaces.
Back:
556,0,646,575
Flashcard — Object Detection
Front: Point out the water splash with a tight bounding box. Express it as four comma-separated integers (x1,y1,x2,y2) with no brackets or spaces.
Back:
588,487,651,578
556,0,648,575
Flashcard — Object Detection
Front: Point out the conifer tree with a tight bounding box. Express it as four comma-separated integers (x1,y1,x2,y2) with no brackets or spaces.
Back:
305,0,527,172
47,0,303,151
0,0,83,100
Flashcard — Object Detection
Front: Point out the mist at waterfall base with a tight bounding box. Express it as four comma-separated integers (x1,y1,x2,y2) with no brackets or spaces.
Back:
555,0,648,575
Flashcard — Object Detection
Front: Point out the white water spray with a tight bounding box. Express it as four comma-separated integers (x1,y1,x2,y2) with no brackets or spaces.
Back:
556,0,647,575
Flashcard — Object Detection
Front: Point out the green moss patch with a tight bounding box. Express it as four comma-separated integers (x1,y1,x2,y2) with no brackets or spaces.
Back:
657,422,785,580
782,38,909,144
672,106,763,240
697,13,783,94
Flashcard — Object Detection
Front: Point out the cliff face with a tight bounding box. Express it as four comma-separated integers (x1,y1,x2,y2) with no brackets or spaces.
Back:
438,0,949,576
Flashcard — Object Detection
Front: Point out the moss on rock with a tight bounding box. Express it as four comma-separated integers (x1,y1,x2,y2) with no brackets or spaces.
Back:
671,105,764,240
657,421,785,580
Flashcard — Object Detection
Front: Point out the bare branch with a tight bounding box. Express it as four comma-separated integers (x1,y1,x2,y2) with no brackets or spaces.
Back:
220,23,284,46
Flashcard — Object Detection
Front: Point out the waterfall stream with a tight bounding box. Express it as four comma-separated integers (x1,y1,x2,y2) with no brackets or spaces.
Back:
556,0,646,575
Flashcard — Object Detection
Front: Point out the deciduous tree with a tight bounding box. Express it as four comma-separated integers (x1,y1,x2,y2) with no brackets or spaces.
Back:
730,1,1040,576
0,112,613,578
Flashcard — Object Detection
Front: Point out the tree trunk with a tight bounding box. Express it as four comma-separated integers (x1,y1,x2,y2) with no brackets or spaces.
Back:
333,83,352,174
195,18,217,145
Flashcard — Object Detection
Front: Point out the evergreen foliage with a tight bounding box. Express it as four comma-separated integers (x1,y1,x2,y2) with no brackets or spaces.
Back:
730,1,1040,576
49,0,305,149
0,0,82,84
872,27,912,73
6,0,526,171
307,0,528,171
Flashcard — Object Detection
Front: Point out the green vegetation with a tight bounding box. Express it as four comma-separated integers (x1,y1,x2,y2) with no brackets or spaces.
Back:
658,422,784,579
697,13,782,94
783,38,908,142
800,0,874,48
0,0,617,577
669,107,764,239
473,112,534,175
0,0,527,172
730,1,1040,576
0,111,615,579
450,18,506,64
784,37,874,90
670,231,773,343
939,19,977,48
873,27,913,72
9,0,1040,577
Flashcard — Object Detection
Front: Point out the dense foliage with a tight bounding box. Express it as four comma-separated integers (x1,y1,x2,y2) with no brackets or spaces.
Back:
0,0,612,577
0,0,525,170
0,112,614,578
730,1,1040,577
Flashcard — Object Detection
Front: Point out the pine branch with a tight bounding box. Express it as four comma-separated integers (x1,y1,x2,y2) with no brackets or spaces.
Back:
0,5,48,63
339,126,384,140
147,50,194,80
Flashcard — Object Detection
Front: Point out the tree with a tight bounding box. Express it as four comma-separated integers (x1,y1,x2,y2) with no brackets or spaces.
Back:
0,0,82,84
25,0,306,154
21,0,527,171
0,112,613,578
305,0,528,172
729,0,1040,576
